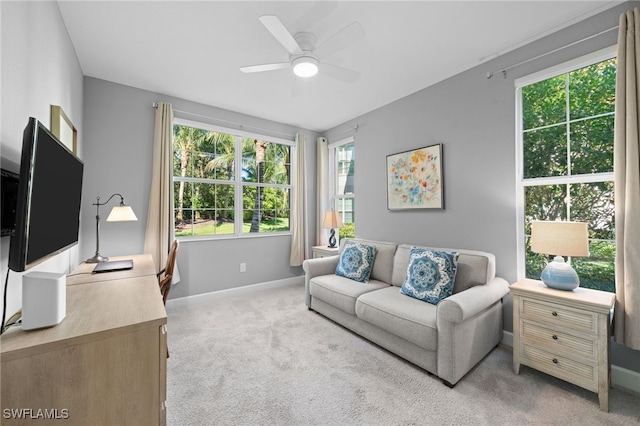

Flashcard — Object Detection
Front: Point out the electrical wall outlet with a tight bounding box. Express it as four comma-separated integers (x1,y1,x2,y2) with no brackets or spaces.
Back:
240,263,246,272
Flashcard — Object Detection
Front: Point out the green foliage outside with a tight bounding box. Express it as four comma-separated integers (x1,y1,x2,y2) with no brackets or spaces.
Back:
522,58,616,293
173,125,291,237
340,222,356,239
175,217,290,237
525,239,615,293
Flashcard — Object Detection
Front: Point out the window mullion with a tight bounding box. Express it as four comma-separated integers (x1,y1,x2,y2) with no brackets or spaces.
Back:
565,74,572,221
569,110,615,124
234,135,243,236
523,172,614,186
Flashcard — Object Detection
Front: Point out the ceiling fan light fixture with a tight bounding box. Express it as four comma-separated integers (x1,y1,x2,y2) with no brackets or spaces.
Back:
292,56,318,78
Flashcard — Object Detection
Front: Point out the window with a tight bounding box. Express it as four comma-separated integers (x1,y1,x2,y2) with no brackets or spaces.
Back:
516,48,616,292
173,118,293,238
329,137,355,238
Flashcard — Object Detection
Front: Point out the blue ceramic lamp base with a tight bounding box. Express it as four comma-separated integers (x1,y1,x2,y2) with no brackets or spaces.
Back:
540,256,580,291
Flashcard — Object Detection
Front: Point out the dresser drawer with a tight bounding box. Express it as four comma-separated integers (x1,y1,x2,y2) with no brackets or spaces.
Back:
521,344,597,391
521,298,596,333
521,320,596,360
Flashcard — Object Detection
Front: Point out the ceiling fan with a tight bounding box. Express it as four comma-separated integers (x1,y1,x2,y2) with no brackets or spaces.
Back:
240,14,365,87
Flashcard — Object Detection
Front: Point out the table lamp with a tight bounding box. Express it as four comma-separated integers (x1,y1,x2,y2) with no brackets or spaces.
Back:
323,210,343,248
86,193,138,263
530,220,589,291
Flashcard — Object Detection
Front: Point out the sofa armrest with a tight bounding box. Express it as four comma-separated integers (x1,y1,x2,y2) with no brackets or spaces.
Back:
303,255,340,278
437,277,509,324
303,256,340,308
436,276,509,385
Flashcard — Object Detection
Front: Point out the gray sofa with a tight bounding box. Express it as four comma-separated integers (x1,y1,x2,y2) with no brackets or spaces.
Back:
303,238,509,386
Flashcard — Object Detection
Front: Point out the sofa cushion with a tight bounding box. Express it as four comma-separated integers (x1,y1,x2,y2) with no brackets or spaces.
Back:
310,275,388,315
340,238,397,283
391,244,495,293
400,248,458,305
355,286,438,351
336,242,377,282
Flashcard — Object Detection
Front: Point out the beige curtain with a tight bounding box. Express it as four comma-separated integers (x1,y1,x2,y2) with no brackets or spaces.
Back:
614,8,640,350
144,102,177,277
289,133,307,266
316,137,329,245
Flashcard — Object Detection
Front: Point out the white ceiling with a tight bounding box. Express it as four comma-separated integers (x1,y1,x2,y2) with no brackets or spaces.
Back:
57,1,621,132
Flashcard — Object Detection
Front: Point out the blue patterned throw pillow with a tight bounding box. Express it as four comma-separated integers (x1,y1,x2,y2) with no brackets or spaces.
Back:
336,243,377,283
400,248,458,304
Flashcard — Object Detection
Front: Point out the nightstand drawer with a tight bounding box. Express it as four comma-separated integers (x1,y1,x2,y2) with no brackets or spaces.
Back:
521,344,597,391
522,321,596,360
522,298,596,333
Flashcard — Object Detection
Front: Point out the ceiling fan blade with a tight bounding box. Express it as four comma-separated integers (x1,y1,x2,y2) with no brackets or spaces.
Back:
240,62,290,73
320,63,361,84
259,15,302,55
314,21,365,59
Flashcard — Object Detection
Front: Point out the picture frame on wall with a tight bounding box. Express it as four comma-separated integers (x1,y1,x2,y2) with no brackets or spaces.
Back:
386,143,444,210
50,105,77,154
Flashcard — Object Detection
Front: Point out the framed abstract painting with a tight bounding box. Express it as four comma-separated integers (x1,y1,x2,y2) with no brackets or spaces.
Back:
386,143,444,210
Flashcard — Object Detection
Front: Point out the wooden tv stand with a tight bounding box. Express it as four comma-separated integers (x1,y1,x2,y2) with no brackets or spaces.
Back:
1,254,167,425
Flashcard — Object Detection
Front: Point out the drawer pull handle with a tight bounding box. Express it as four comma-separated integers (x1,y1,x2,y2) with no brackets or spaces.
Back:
552,311,558,317
552,335,558,340
552,358,558,364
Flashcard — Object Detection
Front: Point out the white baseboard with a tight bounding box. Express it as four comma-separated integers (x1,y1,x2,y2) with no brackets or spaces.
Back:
501,330,513,348
165,276,304,310
501,330,640,395
611,365,640,395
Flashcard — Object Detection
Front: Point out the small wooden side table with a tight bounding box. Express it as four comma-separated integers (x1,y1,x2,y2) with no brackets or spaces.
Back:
510,279,615,411
311,245,339,258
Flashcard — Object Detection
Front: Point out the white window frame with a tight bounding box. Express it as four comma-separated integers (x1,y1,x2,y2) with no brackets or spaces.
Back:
515,45,617,279
174,117,296,241
328,136,355,225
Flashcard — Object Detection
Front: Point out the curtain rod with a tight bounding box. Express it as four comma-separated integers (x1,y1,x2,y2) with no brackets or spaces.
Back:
152,102,296,139
329,125,359,140
486,25,618,79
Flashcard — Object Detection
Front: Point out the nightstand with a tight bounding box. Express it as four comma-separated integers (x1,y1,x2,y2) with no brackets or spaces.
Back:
311,245,339,258
510,279,615,411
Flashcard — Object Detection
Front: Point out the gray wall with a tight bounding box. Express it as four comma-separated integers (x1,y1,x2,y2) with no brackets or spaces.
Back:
322,2,640,372
0,1,84,320
81,77,318,300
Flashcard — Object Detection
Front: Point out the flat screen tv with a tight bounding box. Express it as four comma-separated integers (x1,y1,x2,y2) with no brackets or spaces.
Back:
1,169,19,236
8,118,84,272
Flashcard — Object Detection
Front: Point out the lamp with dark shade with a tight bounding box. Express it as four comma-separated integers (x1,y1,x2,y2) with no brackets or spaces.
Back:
323,210,343,248
530,220,589,291
86,194,138,263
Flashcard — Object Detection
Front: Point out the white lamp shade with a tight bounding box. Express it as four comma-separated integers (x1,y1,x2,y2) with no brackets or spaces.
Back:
106,205,138,222
322,210,343,229
530,220,589,257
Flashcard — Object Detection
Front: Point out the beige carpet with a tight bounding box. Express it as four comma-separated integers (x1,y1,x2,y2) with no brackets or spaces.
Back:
166,283,639,425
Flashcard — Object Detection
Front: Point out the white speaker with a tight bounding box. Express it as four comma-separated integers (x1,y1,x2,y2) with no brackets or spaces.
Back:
22,271,66,330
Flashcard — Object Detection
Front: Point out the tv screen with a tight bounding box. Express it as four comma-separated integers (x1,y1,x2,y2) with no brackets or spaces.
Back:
9,118,84,272
1,169,19,236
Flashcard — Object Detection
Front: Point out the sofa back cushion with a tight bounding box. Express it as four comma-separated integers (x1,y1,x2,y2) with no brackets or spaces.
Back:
340,238,398,284
391,244,496,293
